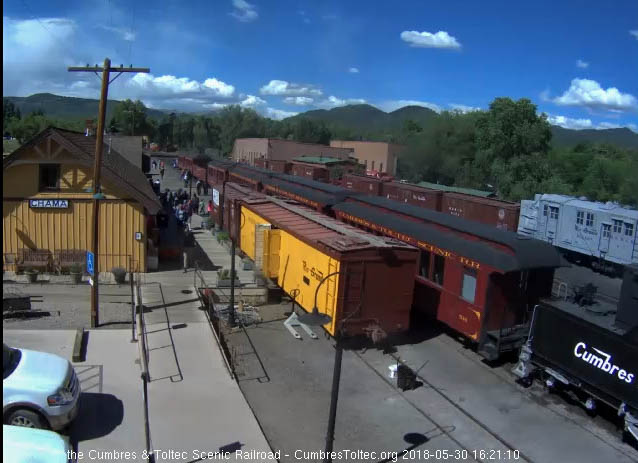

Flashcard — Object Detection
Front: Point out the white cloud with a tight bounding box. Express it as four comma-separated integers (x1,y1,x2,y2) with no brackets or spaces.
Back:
576,59,589,69
630,30,638,40
551,78,638,112
203,78,235,97
348,67,359,73
546,114,594,130
240,94,266,107
283,96,314,106
98,25,135,41
230,0,258,23
315,95,367,109
448,103,482,113
400,30,461,49
546,114,638,131
260,79,322,97
377,100,441,113
265,107,298,120
128,74,236,100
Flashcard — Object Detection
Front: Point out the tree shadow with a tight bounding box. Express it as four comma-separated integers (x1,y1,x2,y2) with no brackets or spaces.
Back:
68,392,124,446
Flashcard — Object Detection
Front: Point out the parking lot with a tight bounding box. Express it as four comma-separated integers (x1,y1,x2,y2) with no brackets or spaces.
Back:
3,329,145,459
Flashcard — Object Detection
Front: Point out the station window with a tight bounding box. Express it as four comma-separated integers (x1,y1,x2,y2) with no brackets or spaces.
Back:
602,223,611,239
549,206,559,220
613,219,622,233
461,268,477,304
625,223,635,237
576,211,584,225
419,250,431,279
586,212,594,227
433,254,445,285
39,164,60,191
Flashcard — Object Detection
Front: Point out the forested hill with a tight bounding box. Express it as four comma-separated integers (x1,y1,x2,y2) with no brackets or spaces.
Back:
287,104,439,131
5,94,638,148
288,104,638,149
4,93,167,121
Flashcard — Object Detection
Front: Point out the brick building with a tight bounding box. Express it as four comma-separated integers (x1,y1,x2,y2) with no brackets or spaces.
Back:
231,138,354,165
329,141,405,176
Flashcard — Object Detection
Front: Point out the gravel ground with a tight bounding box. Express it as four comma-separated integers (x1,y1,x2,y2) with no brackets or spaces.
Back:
3,282,134,330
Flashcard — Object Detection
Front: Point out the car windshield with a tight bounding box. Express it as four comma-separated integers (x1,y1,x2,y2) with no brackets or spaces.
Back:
3,344,21,379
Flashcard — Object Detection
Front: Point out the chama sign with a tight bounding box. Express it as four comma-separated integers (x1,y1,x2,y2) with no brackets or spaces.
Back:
29,199,70,209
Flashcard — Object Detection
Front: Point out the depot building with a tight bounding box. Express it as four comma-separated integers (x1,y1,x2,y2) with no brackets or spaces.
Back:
2,127,161,273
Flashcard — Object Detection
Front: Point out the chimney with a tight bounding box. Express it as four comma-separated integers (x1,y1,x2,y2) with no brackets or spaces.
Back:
85,119,95,136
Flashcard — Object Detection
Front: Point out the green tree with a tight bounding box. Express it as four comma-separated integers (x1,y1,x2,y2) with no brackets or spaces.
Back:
293,118,331,144
111,99,150,136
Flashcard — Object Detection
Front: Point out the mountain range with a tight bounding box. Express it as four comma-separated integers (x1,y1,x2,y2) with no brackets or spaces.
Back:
5,94,638,149
3,93,168,121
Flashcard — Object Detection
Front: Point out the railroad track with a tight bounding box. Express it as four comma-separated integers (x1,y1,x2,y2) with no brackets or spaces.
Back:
353,349,536,463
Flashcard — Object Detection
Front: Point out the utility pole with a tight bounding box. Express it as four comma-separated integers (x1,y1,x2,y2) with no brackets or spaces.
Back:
69,59,150,328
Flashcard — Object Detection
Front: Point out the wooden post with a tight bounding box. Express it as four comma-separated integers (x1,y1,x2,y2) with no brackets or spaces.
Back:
68,59,150,328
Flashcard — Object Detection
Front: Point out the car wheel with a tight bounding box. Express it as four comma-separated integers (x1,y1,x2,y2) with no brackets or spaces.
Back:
8,409,48,429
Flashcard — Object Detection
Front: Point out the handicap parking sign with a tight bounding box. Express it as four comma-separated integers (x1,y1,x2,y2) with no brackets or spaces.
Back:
86,251,95,276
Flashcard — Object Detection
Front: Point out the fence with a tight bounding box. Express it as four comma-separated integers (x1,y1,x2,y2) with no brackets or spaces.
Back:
194,261,235,379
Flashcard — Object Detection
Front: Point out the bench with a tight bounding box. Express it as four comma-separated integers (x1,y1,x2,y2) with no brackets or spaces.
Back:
16,249,52,273
53,250,86,274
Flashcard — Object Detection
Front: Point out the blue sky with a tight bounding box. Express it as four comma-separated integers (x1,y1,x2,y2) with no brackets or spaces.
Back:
3,0,638,129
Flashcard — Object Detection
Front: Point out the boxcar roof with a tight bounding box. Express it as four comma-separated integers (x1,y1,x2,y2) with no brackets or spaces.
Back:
351,195,529,246
334,202,564,272
263,179,342,207
276,173,351,195
244,200,408,253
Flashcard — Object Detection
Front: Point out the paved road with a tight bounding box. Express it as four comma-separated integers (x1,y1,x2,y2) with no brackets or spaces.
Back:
3,283,132,330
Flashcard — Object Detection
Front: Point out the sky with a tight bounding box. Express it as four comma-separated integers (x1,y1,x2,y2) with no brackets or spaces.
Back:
3,0,638,129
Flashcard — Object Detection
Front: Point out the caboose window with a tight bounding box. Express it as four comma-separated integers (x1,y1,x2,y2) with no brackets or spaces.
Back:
612,219,622,233
433,255,445,285
576,211,584,225
461,269,477,304
419,251,431,278
586,212,594,227
625,223,634,236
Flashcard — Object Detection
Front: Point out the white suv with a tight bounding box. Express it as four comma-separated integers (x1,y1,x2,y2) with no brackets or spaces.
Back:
3,344,81,430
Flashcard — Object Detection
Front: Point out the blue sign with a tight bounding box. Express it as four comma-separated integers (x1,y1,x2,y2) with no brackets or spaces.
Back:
86,251,95,276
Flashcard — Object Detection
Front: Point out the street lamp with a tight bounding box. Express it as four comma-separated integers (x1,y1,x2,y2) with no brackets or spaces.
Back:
297,272,341,463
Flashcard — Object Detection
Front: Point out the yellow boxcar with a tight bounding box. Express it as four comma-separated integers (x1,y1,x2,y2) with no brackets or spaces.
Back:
241,201,418,337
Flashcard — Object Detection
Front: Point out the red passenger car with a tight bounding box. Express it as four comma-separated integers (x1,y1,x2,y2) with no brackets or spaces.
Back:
333,198,563,360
